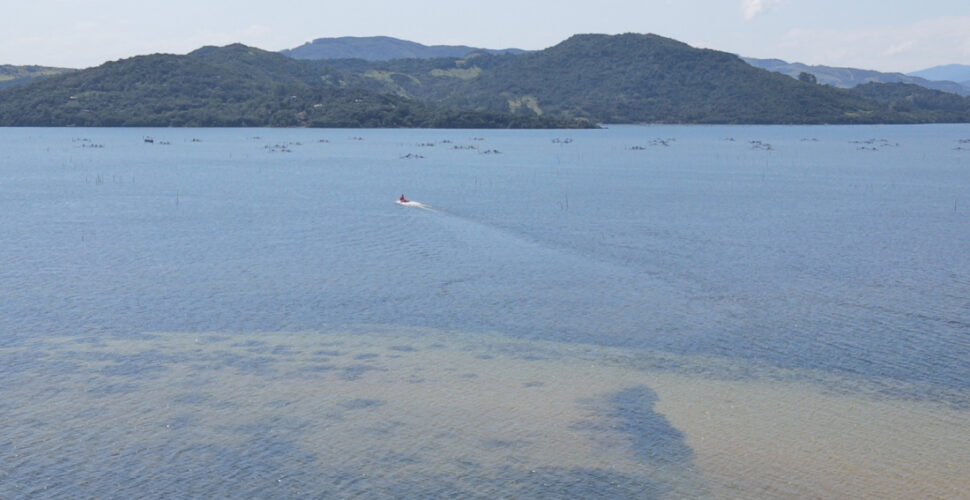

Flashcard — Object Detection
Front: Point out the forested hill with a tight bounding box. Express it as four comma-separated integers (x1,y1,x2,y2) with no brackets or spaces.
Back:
0,45,584,128
0,64,75,90
337,33,970,124
847,82,970,122
281,36,526,61
4,33,970,126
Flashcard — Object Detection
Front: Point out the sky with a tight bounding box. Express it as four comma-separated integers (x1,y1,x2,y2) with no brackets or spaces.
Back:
2,0,969,73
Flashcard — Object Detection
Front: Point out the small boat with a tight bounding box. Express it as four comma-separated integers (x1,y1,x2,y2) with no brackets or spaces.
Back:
396,195,431,209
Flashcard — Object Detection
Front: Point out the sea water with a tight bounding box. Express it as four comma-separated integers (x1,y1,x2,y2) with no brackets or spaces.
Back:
1,125,968,498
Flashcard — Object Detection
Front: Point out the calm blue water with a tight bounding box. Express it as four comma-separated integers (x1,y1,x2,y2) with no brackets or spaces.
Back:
2,125,969,497
3,126,968,392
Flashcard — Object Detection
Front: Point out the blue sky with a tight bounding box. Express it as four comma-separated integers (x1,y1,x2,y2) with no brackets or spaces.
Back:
2,0,969,73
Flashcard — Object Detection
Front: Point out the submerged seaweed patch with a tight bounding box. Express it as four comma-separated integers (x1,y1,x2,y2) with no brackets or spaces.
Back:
574,386,693,466
339,398,386,410
339,364,383,381
609,386,693,465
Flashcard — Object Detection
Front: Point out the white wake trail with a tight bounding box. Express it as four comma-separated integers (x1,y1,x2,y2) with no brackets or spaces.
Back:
396,200,437,212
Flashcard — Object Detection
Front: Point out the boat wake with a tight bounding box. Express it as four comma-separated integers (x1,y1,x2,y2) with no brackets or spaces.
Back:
396,199,434,210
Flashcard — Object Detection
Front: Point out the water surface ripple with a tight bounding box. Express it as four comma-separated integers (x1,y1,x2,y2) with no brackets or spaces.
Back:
1,126,968,497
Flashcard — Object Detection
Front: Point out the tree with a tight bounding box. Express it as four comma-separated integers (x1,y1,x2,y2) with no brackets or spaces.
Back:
798,72,818,85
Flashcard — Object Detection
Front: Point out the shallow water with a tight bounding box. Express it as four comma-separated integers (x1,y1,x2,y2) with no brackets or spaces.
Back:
3,328,967,498
1,126,968,497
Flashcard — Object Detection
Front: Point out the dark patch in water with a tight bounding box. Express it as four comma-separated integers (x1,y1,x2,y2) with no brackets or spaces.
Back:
233,340,268,348
74,405,107,419
178,373,213,389
314,350,343,357
298,363,336,374
361,420,406,436
523,381,544,387
264,399,294,409
172,393,210,405
270,344,296,356
218,352,277,375
389,345,417,352
613,387,693,465
354,353,379,360
574,386,693,467
481,439,530,450
210,400,242,411
340,364,382,381
130,333,161,341
340,398,386,410
86,383,140,396
82,349,197,378
231,417,310,436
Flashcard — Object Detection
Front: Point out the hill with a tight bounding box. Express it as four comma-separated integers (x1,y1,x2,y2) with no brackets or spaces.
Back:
330,33,955,124
281,36,526,61
0,64,75,90
744,58,970,96
4,33,970,127
908,64,970,86
0,45,584,128
847,82,970,122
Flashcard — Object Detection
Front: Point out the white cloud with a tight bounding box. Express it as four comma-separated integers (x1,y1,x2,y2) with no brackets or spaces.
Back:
742,0,783,20
884,41,914,57
778,16,970,72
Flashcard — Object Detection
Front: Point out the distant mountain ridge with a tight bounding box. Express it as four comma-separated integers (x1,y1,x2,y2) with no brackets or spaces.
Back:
743,57,970,96
281,36,527,61
908,64,970,86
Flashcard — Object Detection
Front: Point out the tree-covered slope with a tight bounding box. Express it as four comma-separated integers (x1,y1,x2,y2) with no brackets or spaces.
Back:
4,33,970,127
0,64,76,90
281,36,526,61
0,46,584,128
461,33,891,123
330,33,916,124
847,82,970,122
